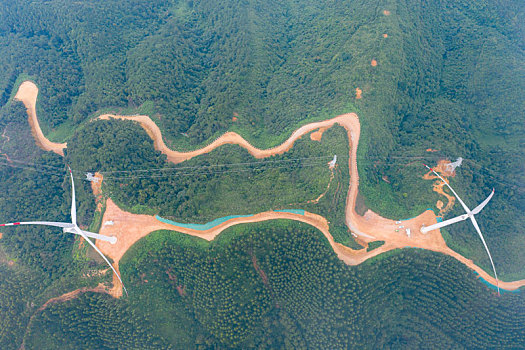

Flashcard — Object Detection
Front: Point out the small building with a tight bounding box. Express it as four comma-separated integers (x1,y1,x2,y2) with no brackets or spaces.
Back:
329,155,337,169
85,172,99,183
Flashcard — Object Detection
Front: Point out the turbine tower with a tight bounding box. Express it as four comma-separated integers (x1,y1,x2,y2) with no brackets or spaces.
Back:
0,167,127,296
421,164,499,294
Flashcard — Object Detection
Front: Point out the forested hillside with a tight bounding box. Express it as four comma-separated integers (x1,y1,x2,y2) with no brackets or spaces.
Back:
0,0,523,348
0,0,522,277
25,222,525,349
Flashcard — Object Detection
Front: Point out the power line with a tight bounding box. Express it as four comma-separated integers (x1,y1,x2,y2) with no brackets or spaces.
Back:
101,161,332,180
97,155,333,175
0,155,522,190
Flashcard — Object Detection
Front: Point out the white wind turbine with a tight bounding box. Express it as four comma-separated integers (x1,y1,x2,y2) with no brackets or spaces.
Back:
0,167,127,296
421,164,499,294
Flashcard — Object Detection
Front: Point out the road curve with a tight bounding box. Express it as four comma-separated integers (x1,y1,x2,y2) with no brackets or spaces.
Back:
14,81,66,156
13,81,524,295
95,114,525,295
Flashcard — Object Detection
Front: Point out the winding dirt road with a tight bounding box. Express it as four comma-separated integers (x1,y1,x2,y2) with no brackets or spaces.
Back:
16,82,525,297
96,113,525,295
14,81,66,156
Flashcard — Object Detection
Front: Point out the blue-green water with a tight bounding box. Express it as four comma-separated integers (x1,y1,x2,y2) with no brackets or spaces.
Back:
155,214,254,230
155,209,305,231
274,209,306,215
473,271,521,294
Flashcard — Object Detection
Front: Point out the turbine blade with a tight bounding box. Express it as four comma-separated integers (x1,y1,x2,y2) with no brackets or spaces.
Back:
471,189,495,215
79,230,128,296
81,230,117,244
426,165,472,213
420,214,469,233
0,221,74,228
425,166,499,294
68,166,77,226
469,216,500,295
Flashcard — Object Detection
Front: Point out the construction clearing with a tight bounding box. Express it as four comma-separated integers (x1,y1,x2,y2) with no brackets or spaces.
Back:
11,81,525,298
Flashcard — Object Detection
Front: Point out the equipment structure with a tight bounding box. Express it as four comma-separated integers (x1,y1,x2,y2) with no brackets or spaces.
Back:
0,167,127,296
421,164,499,294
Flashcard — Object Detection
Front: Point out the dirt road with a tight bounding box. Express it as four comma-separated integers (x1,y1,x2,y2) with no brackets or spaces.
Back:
19,284,109,350
95,113,525,295
14,81,523,294
14,81,66,156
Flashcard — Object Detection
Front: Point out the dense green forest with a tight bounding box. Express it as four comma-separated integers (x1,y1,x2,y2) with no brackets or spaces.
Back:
66,118,353,244
0,0,522,278
25,222,525,349
0,100,113,349
0,0,523,348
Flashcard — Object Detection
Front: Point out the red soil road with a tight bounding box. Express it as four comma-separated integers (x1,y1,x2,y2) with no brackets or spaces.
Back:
19,284,109,350
99,113,360,165
1,153,13,162
94,113,525,296
36,284,109,312
13,81,525,295
14,82,66,156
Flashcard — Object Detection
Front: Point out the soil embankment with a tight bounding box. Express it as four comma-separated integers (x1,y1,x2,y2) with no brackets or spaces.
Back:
14,81,66,156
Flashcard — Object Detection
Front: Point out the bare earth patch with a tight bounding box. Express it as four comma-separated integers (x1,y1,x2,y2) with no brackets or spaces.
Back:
423,159,457,217
383,33,388,38
355,87,362,99
309,127,327,141
383,10,391,15
90,172,104,197
14,82,66,156
371,59,378,67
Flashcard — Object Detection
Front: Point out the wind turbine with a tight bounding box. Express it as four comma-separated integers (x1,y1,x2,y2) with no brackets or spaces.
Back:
421,164,499,294
0,167,128,296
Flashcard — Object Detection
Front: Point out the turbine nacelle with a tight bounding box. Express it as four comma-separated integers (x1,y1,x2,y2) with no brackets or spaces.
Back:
63,226,117,245
0,166,127,296
422,163,499,295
